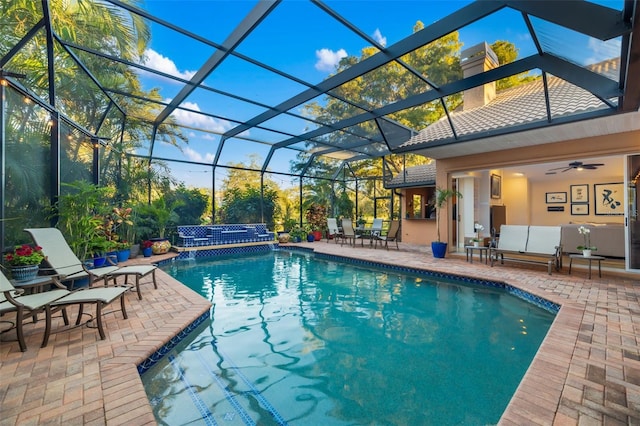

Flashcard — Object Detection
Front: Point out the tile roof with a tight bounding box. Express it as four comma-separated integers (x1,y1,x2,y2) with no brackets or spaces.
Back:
400,72,615,150
386,162,436,188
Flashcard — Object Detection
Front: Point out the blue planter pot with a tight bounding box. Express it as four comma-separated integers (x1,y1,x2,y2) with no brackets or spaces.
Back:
93,255,107,268
10,264,39,282
117,249,130,262
306,234,315,242
142,247,153,257
431,241,448,258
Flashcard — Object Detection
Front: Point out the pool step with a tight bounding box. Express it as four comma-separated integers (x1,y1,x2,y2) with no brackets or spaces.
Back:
157,346,287,426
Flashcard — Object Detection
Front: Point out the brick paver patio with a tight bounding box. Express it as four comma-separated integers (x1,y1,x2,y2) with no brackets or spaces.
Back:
1,243,638,425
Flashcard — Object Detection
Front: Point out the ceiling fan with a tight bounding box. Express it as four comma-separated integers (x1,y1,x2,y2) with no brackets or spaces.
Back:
545,161,604,175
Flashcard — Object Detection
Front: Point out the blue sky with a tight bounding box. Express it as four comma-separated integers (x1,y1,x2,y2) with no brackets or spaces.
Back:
133,0,623,189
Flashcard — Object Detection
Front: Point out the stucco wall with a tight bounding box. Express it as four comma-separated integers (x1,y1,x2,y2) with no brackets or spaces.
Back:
529,174,624,225
401,219,437,245
502,175,530,225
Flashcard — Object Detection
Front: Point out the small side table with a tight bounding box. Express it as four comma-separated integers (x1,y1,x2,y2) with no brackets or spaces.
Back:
568,254,605,279
465,245,489,264
11,275,57,293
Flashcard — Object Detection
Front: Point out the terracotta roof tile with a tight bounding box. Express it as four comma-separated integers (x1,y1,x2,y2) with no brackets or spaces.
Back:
401,74,612,149
386,162,436,188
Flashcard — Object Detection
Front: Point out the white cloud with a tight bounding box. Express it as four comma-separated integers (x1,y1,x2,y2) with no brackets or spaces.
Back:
314,48,347,72
183,146,215,164
169,100,232,133
586,37,621,64
140,48,197,80
372,29,387,47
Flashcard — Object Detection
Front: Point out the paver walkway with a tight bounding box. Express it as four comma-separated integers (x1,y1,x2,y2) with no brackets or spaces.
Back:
1,243,638,425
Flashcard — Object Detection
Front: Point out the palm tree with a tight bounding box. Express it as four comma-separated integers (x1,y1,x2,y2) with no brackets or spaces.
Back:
433,187,462,243
1,0,188,247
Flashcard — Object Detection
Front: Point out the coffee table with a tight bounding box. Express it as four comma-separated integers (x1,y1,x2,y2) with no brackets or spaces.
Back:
568,254,606,279
464,245,489,264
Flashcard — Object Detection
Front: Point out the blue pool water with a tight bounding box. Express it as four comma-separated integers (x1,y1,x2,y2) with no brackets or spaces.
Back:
142,251,555,425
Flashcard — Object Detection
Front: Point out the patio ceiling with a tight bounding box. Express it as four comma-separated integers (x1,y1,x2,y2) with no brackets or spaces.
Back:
1,0,638,180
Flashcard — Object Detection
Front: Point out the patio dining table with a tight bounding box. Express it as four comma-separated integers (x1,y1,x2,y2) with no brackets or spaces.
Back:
355,226,375,247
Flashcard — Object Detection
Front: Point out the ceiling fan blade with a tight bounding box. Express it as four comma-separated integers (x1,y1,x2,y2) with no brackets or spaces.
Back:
583,163,604,167
583,165,598,170
559,167,573,173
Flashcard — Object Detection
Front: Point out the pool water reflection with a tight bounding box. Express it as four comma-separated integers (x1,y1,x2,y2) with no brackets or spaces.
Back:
142,251,554,425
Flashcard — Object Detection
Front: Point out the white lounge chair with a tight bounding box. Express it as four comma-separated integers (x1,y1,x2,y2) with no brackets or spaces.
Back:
25,228,157,299
326,218,343,243
370,218,383,238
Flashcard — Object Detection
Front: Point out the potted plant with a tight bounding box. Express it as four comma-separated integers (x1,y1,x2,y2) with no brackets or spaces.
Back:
141,240,154,257
577,226,597,257
3,244,45,282
431,187,462,258
305,204,328,241
112,206,135,259
304,224,315,242
288,225,305,243
136,198,179,254
116,241,132,262
88,235,110,268
472,223,485,247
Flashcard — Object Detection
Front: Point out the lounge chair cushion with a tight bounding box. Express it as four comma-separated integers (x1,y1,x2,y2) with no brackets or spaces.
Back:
527,226,561,255
496,225,528,252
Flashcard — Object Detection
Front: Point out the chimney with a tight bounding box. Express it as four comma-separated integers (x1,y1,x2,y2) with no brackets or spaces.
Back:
460,42,499,110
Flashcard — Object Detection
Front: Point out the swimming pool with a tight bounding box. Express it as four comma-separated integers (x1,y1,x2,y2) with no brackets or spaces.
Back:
142,250,555,425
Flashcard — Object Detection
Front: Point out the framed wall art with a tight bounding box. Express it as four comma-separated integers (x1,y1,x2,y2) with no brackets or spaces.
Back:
490,174,501,199
594,182,623,215
571,204,589,215
570,184,589,203
545,192,567,203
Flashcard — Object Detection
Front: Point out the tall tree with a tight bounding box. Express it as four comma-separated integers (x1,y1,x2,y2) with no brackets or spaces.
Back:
490,40,536,90
1,0,187,217
294,21,460,218
217,157,281,228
